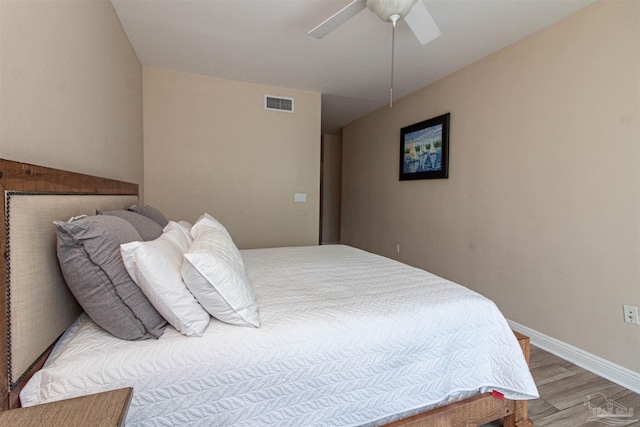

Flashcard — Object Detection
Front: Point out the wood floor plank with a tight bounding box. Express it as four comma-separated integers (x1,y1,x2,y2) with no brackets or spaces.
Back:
614,390,640,413
527,397,558,420
534,402,609,427
528,347,573,370
535,397,639,427
537,368,630,411
528,346,639,426
475,345,640,427
530,363,575,387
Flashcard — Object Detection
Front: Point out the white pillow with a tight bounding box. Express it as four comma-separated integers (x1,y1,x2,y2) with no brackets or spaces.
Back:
178,220,193,234
121,221,210,336
191,212,231,239
182,222,260,328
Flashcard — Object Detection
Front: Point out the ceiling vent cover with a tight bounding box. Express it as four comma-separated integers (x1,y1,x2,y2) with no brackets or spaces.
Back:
265,95,294,113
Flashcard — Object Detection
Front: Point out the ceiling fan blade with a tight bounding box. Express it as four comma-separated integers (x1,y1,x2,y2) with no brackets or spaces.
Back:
308,0,367,39
404,0,442,45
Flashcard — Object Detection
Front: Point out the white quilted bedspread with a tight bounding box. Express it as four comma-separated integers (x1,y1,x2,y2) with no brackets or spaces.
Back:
21,245,538,426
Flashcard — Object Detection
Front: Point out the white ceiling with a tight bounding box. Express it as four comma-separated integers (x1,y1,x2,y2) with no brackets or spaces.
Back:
111,0,597,135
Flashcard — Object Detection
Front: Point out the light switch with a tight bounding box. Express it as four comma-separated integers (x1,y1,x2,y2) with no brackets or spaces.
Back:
294,193,307,203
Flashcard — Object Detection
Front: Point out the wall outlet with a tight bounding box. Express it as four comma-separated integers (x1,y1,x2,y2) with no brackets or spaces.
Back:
294,193,306,203
623,305,639,325
395,244,400,254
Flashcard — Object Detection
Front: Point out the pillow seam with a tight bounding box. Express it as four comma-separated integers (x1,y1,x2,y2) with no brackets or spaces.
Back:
62,229,153,337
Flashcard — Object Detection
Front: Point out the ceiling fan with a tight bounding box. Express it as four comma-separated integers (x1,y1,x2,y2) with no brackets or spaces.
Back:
309,0,441,45
308,0,442,107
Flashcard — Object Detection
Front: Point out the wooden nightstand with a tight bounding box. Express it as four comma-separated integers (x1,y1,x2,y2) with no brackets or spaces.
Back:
0,387,133,427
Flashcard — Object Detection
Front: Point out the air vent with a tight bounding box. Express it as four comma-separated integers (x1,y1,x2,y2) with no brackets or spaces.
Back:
265,95,294,113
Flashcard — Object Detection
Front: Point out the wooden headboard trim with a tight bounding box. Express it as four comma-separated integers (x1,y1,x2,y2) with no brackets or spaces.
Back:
0,159,138,410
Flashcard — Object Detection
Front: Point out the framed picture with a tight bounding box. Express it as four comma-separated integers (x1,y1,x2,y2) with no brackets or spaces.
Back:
399,113,450,180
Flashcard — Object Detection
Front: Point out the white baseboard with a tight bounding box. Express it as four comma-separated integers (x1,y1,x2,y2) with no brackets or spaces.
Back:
508,320,640,394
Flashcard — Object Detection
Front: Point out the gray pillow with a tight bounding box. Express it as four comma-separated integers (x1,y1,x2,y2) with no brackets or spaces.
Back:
97,209,163,241
55,215,167,340
128,205,169,228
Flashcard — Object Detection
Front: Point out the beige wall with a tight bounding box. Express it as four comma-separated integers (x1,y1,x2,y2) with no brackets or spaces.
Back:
321,133,342,244
0,0,143,186
143,67,321,249
342,1,640,372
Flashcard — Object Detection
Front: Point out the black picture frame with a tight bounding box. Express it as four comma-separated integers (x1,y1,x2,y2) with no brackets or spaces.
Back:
399,113,450,180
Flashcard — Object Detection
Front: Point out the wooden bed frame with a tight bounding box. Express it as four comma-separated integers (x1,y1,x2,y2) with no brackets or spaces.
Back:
0,158,533,426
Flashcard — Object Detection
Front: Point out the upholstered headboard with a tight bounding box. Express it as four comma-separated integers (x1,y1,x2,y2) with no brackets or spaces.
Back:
0,159,138,409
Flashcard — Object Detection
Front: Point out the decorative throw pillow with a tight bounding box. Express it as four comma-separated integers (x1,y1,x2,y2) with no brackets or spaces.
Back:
121,222,210,336
182,218,260,328
55,215,166,340
128,205,169,228
97,209,163,241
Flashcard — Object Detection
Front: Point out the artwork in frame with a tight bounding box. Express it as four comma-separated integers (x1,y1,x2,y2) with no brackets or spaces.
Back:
399,113,450,180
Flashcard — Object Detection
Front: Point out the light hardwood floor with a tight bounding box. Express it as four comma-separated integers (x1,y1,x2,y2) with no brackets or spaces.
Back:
484,345,640,426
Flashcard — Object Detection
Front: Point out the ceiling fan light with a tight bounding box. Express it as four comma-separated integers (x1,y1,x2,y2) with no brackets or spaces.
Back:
366,0,418,22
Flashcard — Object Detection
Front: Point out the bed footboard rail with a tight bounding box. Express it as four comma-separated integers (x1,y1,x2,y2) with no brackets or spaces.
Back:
385,331,534,427
505,331,533,427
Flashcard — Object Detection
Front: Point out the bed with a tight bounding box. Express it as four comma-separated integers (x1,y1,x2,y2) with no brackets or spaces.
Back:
0,158,537,426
